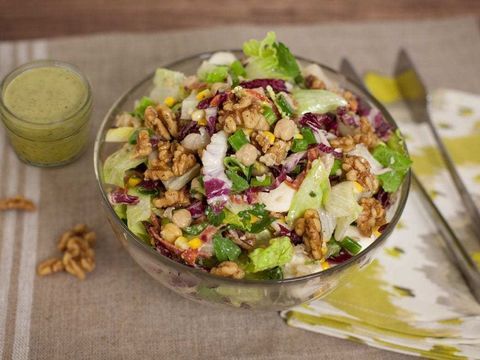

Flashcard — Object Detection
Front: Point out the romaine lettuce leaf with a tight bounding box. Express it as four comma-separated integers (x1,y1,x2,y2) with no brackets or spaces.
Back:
247,237,293,273
149,68,186,103
126,188,152,242
105,127,136,142
242,32,301,82
373,144,412,192
287,159,330,225
292,89,348,115
103,144,146,187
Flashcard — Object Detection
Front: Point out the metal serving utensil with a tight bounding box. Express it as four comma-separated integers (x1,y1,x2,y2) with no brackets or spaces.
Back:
339,58,480,302
394,49,480,242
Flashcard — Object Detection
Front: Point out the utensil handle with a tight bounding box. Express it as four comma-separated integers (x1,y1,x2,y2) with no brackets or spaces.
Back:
412,173,480,302
424,115,480,241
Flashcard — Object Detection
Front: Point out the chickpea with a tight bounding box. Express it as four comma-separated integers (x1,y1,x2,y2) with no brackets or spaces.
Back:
172,209,192,229
235,143,259,166
160,223,182,243
274,118,296,141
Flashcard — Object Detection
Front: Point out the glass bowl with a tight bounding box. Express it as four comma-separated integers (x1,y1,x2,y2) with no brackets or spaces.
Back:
94,51,410,311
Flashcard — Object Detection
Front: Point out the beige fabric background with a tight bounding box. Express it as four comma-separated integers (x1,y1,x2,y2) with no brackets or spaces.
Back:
1,17,480,360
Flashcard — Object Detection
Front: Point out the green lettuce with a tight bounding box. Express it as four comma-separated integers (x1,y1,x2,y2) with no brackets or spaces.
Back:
197,62,229,83
126,188,152,242
292,89,348,115
287,159,330,225
131,97,156,119
149,68,186,103
373,144,412,192
103,144,146,187
247,237,293,273
242,32,301,82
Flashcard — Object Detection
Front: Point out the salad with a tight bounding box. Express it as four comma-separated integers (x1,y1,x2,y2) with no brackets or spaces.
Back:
102,32,411,281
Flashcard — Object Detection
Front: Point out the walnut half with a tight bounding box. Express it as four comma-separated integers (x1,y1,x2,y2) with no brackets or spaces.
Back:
294,209,324,260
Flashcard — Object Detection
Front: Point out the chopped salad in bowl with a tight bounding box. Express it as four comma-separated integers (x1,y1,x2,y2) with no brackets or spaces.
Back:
99,32,411,283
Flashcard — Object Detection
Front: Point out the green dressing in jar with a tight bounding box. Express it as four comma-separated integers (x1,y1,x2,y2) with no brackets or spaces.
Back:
0,60,92,167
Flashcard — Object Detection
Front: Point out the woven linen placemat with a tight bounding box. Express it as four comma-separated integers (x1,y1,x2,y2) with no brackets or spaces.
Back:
1,16,479,360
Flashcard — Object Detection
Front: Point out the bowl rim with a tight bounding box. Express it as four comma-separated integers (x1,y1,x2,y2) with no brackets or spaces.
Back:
94,50,411,286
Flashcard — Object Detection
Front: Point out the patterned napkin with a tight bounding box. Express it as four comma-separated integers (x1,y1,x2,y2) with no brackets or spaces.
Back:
281,87,480,360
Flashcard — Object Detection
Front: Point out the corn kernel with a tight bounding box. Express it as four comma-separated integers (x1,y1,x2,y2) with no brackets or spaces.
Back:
373,227,381,237
164,96,176,107
127,176,142,187
188,238,203,249
196,89,211,101
197,118,207,126
250,215,259,223
262,131,275,144
243,129,253,136
353,181,364,193
191,109,205,122
294,133,304,140
321,261,330,270
174,236,189,251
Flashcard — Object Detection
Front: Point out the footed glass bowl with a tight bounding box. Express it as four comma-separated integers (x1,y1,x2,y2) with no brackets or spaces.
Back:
94,51,410,311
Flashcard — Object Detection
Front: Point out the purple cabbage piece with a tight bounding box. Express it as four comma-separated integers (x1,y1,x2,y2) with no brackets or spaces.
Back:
138,179,162,192
240,79,287,93
205,107,218,136
245,188,259,204
211,92,228,107
356,96,371,116
278,224,302,245
196,97,212,109
178,121,200,140
267,169,287,191
300,112,338,135
204,178,230,212
187,200,206,219
283,151,307,173
337,106,359,127
109,188,139,205
317,143,342,159
374,188,391,209
373,111,393,140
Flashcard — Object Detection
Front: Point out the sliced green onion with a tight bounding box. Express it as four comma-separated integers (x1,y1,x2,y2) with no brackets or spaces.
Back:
230,60,246,77
301,127,317,145
226,170,250,193
330,159,342,176
276,93,294,117
228,130,249,151
250,174,273,187
291,138,309,152
262,105,278,125
339,236,362,255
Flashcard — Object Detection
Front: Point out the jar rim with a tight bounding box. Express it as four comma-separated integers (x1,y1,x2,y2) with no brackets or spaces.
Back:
0,59,92,126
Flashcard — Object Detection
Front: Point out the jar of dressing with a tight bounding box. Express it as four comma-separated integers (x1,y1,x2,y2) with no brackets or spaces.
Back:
0,60,92,167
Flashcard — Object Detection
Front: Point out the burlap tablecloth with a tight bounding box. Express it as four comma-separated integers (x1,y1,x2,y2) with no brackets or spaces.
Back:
1,16,480,360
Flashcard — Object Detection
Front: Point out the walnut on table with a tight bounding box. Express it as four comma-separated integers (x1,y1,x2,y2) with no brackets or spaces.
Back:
37,224,97,280
357,197,386,237
210,261,245,279
342,155,379,193
0,196,35,211
294,209,324,260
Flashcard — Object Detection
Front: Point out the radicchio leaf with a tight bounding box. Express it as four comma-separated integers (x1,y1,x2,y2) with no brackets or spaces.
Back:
109,188,139,205
178,121,200,140
337,106,359,127
278,223,302,245
299,112,338,135
316,143,342,159
240,79,288,93
187,200,206,219
373,111,393,140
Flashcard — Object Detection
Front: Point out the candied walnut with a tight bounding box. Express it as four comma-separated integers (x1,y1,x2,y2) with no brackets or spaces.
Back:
115,112,140,128
259,139,290,166
146,142,196,181
353,117,379,149
38,224,96,280
153,189,190,208
294,209,324,260
343,91,358,113
342,155,379,192
210,261,245,279
134,129,153,158
218,93,269,132
252,131,272,153
305,75,326,90
330,135,355,152
357,198,386,237
0,196,35,211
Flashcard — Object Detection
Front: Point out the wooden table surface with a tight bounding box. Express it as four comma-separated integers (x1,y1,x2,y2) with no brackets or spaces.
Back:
1,0,479,40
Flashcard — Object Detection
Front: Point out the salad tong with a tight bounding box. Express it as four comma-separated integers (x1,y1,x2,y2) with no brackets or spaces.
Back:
339,57,480,303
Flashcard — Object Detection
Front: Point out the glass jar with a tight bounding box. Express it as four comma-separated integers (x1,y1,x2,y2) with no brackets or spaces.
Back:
0,60,92,167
